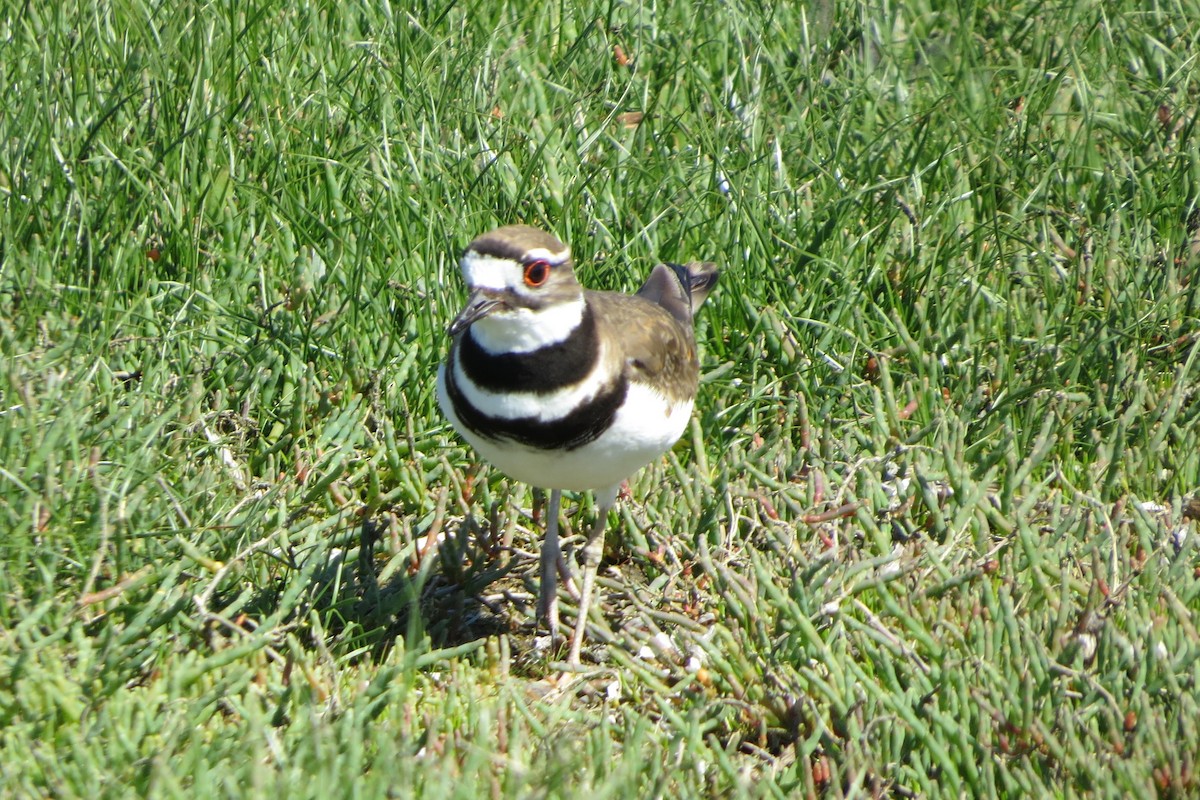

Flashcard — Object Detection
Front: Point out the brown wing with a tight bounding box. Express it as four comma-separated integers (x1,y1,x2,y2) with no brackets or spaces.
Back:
588,290,699,403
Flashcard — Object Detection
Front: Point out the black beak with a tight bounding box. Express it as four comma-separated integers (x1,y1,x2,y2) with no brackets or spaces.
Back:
448,290,505,336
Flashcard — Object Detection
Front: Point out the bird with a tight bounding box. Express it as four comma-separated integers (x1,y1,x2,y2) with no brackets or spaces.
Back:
436,224,718,665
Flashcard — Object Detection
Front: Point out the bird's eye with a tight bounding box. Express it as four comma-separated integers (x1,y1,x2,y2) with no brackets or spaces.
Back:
523,260,550,287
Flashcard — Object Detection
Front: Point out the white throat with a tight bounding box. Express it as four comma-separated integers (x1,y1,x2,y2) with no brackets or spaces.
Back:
469,296,586,354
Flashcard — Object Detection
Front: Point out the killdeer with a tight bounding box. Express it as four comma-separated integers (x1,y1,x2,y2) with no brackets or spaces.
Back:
436,224,718,665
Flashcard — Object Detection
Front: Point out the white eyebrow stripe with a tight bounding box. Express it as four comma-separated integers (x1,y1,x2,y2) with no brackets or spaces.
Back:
522,246,571,264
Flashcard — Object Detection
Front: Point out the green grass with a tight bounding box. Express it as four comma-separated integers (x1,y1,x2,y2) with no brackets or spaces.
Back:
2,0,1200,796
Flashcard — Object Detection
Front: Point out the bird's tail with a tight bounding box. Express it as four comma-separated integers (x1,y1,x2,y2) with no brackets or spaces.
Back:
637,261,719,325
683,261,719,310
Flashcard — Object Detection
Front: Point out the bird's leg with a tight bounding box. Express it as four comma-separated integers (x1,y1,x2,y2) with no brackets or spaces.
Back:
537,488,563,645
557,529,580,601
567,484,619,665
557,551,580,600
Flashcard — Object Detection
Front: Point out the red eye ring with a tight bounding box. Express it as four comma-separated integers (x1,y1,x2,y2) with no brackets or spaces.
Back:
523,260,550,287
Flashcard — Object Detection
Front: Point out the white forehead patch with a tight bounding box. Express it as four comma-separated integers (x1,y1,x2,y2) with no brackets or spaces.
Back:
459,245,571,291
459,252,521,291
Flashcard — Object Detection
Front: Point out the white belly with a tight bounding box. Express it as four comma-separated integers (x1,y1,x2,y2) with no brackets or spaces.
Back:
436,365,692,491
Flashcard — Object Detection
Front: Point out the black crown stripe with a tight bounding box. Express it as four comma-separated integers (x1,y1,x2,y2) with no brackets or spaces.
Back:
468,241,570,265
